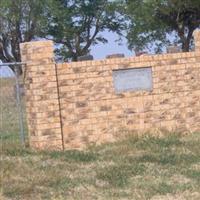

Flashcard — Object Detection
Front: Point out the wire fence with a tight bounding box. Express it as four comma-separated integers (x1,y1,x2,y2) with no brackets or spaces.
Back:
0,65,27,150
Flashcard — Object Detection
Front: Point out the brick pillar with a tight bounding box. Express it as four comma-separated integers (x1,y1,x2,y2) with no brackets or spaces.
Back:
194,29,200,52
20,41,63,150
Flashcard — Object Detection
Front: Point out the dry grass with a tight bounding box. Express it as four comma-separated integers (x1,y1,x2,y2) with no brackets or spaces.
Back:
0,78,27,147
1,78,200,200
1,132,200,200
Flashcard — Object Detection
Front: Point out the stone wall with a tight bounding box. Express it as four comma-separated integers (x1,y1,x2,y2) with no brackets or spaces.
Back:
20,30,200,150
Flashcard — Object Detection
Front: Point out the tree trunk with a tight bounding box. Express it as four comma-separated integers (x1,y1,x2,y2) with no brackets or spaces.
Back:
182,39,190,52
72,54,78,62
0,34,22,76
178,26,194,52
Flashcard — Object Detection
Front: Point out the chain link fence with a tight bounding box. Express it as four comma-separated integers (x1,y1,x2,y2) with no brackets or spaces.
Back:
0,64,27,150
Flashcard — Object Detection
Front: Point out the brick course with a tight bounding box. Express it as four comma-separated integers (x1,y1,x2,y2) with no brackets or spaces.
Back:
20,30,200,150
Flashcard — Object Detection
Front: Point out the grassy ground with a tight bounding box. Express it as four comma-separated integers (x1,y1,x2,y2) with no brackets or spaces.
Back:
0,78,26,147
1,132,200,200
1,78,200,200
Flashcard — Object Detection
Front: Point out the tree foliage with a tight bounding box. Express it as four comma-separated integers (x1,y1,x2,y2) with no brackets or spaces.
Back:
44,0,125,61
0,0,47,75
126,0,200,53
0,0,125,73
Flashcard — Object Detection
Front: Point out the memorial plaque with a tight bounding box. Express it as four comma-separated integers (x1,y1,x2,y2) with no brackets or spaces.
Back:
112,67,153,93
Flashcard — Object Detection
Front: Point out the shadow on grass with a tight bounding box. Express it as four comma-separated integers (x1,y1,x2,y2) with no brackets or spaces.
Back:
47,150,98,163
133,153,200,166
2,144,98,163
96,163,146,187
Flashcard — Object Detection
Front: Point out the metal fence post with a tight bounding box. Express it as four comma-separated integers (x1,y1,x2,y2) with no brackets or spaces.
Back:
14,67,25,147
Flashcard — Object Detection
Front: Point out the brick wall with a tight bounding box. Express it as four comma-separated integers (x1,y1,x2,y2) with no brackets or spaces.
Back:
20,41,63,150
20,30,200,150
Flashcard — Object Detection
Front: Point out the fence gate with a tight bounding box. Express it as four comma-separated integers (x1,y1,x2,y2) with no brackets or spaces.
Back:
0,63,26,150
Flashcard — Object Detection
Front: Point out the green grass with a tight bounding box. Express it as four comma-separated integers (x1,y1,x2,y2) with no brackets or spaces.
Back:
0,78,27,147
1,132,200,200
1,78,200,199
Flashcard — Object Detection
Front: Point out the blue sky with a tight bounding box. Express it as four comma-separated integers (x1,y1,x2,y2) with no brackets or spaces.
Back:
91,31,133,59
0,31,132,77
0,66,14,77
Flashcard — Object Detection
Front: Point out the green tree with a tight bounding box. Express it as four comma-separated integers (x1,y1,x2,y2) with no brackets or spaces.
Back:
0,0,47,75
44,0,125,61
0,0,125,74
125,0,200,53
